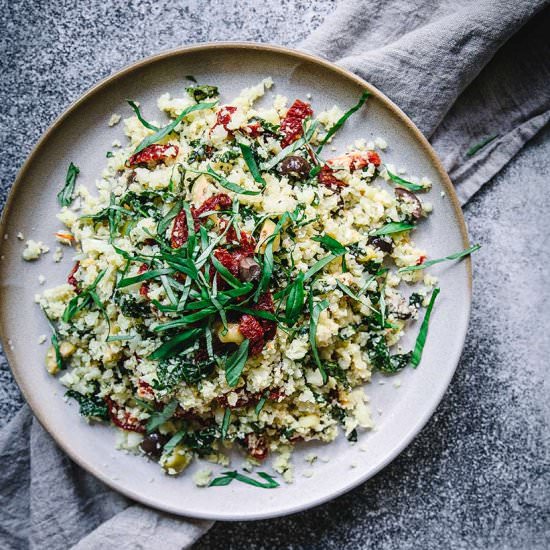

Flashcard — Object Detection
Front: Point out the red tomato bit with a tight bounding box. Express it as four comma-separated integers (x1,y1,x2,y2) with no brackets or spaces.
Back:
317,164,347,188
105,397,145,433
213,105,237,132
280,99,313,147
244,433,268,460
126,144,178,167
67,262,81,293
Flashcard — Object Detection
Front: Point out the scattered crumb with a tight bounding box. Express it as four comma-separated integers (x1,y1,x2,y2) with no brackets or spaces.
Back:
330,146,337,152
377,408,383,415
55,231,74,245
302,470,314,478
22,240,49,261
3,234,8,240
193,468,212,487
305,453,318,465
441,191,446,197
319,456,330,463
38,335,47,344
38,274,46,285
378,380,386,385
393,379,402,389
16,232,24,240
375,137,388,150
306,93,312,99
350,461,358,469
359,443,368,452
112,139,122,148
398,166,407,175
108,113,121,127
53,247,64,263
149,478,155,483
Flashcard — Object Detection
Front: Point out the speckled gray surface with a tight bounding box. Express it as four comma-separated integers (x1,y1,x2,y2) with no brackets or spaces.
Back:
0,1,548,548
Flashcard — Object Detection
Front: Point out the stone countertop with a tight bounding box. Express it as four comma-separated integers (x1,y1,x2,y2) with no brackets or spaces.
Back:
0,1,547,548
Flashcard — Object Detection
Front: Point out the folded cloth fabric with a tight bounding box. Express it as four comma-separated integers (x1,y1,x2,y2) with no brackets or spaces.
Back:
300,0,550,204
1,1,549,549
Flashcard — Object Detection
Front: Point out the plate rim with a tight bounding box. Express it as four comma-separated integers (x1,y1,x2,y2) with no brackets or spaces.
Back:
0,41,472,521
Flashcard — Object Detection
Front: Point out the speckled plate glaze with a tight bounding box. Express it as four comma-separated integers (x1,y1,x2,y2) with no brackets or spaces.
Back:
0,43,472,521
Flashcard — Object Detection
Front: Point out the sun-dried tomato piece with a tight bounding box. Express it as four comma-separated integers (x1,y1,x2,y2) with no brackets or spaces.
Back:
213,248,240,278
126,144,179,168
327,150,381,171
170,206,199,248
268,388,285,402
67,262,80,293
225,225,256,256
239,314,265,342
137,379,154,399
318,164,347,188
137,264,150,297
212,105,237,132
195,193,232,217
416,255,427,266
280,99,313,147
244,121,263,138
105,397,145,433
253,291,277,341
244,433,268,460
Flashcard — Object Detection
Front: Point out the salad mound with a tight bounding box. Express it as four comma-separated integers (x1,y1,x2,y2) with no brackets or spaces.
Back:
39,78,451,484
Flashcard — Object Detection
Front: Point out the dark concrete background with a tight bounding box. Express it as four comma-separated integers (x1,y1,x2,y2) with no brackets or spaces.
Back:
1,1,548,548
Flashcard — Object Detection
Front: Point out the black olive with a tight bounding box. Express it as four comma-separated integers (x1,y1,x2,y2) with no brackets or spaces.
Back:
278,155,311,178
140,432,168,459
368,236,394,254
239,256,261,282
395,188,422,219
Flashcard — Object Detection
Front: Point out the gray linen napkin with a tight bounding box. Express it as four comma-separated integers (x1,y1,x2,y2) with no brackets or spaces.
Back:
2,1,549,548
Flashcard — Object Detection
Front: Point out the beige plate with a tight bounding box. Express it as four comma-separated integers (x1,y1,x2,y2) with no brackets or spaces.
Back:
0,43,471,520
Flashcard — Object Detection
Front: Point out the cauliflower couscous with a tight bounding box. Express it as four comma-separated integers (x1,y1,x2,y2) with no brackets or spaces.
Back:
37,79,476,487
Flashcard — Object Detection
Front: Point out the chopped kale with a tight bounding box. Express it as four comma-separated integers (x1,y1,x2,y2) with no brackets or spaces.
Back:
154,356,215,391
368,338,411,374
409,292,423,307
186,85,219,102
115,294,151,318
66,390,109,420
347,429,358,442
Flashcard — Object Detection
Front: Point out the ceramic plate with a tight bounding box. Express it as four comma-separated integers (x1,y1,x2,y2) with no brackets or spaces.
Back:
0,43,471,520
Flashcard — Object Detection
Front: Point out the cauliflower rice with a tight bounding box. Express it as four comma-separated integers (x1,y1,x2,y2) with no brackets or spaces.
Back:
37,78,448,485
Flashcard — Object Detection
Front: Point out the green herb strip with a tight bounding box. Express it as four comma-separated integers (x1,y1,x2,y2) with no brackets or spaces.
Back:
371,222,415,236
157,201,182,236
225,339,250,387
57,162,80,207
238,142,266,185
127,100,160,131
220,408,231,439
146,399,179,433
309,298,330,384
62,269,107,322
316,91,370,154
134,100,218,154
200,165,263,196
149,328,203,361
118,268,173,288
411,287,440,367
398,244,481,273
209,470,279,489
466,135,498,157
285,272,305,326
385,167,426,192
163,430,185,455
255,393,268,416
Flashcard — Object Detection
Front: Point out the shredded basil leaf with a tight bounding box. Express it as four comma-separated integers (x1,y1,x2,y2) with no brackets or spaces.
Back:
466,135,498,157
127,100,159,131
238,142,266,185
146,399,179,433
149,328,204,361
385,167,426,192
66,390,109,420
57,162,80,207
316,91,370,153
225,339,250,387
134,100,218,154
371,222,415,236
186,85,218,102
411,288,440,367
399,244,480,273
209,470,279,489
285,272,305,327
220,408,231,439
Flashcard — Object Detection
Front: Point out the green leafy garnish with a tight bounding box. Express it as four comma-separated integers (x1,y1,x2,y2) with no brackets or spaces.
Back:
127,100,159,131
62,269,107,323
255,393,268,416
316,91,370,153
225,339,250,387
66,390,109,420
398,244,480,272
285,272,305,326
186,85,219,102
238,142,266,185
189,165,263,196
57,162,80,207
371,222,415,236
309,297,330,384
134,100,218,154
149,328,204,361
411,287,440,367
146,399,178,433
118,268,173,288
312,234,347,255
220,408,231,439
209,470,279,489
466,135,498,157
385,167,426,192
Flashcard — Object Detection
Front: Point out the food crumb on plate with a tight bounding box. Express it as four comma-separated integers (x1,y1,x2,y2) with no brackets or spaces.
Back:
22,240,49,261
108,113,121,127
302,470,314,478
38,274,46,285
393,379,402,388
17,232,25,240
38,335,47,344
193,468,212,487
